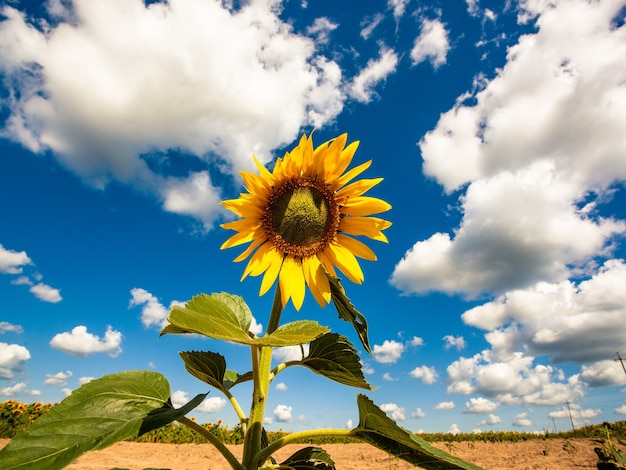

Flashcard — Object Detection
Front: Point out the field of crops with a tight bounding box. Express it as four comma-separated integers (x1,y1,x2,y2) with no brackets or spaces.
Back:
2,399,625,445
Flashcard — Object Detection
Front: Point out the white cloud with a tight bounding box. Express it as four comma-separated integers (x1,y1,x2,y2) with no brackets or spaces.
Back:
447,423,461,435
407,336,425,348
360,13,384,40
0,0,347,230
129,287,182,329
198,396,227,413
463,397,499,414
29,282,62,303
346,419,353,429
410,18,450,69
411,408,426,419
10,276,31,286
380,403,406,421
373,339,405,363
0,322,23,334
275,382,287,391
409,365,438,384
393,0,626,299
249,317,263,336
388,0,411,20
49,325,122,357
78,376,95,385
434,401,455,410
548,403,601,426
512,412,532,427
0,382,28,396
580,360,626,387
273,404,293,422
0,342,31,378
478,414,501,426
348,47,398,103
382,372,397,381
615,404,626,415
461,260,626,364
446,350,585,406
273,344,309,362
306,17,337,45
0,244,32,274
44,370,73,386
170,390,189,409
443,335,466,351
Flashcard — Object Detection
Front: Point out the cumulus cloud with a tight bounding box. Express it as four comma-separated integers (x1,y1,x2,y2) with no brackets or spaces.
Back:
409,365,438,384
49,325,122,357
411,408,426,419
580,360,626,387
392,0,626,298
373,339,405,363
407,336,425,348
0,322,23,334
29,283,62,303
0,382,28,396
306,17,337,45
446,350,585,406
129,287,182,329
360,13,384,40
512,412,532,427
44,370,73,387
548,403,602,426
380,402,406,421
410,18,450,69
434,401,455,410
198,396,227,413
461,260,626,364
275,382,287,391
388,0,411,20
478,414,501,426
443,335,466,351
615,404,626,415
348,47,398,103
0,342,31,379
273,404,293,422
463,397,499,414
0,244,32,274
0,0,347,230
273,344,309,362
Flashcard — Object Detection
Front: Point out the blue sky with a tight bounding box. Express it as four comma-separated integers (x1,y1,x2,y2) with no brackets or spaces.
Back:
1,0,626,435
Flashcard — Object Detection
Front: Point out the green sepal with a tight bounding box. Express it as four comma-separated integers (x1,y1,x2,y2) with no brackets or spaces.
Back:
162,293,328,346
328,276,372,354
350,395,484,470
179,350,252,392
0,370,170,470
276,446,336,469
297,333,374,390
138,392,208,436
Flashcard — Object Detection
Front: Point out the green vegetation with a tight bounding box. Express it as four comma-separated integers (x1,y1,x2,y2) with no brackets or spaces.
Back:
3,399,625,445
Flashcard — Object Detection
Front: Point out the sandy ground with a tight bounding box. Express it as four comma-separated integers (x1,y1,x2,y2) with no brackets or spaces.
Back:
0,437,606,469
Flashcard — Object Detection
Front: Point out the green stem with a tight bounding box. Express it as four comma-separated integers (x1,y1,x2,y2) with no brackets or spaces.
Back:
177,416,244,470
224,389,247,430
242,285,284,469
256,429,353,466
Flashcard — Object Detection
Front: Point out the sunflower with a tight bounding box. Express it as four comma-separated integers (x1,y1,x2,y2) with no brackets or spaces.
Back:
220,133,391,310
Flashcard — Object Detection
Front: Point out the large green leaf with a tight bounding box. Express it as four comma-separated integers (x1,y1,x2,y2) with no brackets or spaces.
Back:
210,292,253,333
276,446,335,470
0,370,170,470
328,276,371,354
350,395,483,470
162,294,328,347
297,333,374,390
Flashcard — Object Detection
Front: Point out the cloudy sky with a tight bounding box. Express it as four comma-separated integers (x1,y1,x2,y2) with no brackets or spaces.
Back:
1,0,626,434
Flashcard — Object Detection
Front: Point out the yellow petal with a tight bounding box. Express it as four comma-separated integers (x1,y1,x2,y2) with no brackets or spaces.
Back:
253,154,274,185
336,177,383,201
337,234,377,261
321,133,348,180
341,196,391,216
328,139,358,182
242,242,274,279
325,242,364,284
233,236,265,263
241,171,270,197
303,255,331,307
279,257,305,310
259,249,283,295
340,216,391,242
317,249,337,278
221,230,256,250
332,160,372,190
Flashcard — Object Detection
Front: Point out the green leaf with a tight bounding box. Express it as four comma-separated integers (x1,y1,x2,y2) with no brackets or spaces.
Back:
328,276,371,354
256,320,329,347
224,369,253,390
138,392,208,436
210,292,253,333
277,446,335,469
0,370,170,470
350,395,483,470
298,333,374,390
163,294,327,347
179,350,252,392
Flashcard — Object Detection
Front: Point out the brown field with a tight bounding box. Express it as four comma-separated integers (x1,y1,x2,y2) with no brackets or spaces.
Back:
0,437,607,469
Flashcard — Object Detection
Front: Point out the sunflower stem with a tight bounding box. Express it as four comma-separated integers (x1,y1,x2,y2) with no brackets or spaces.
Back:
256,429,353,465
242,286,284,469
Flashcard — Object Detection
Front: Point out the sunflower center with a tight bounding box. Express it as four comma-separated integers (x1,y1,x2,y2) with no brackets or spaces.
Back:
265,178,340,257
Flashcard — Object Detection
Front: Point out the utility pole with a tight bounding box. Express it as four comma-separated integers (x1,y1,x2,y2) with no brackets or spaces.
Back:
566,401,575,432
617,352,626,377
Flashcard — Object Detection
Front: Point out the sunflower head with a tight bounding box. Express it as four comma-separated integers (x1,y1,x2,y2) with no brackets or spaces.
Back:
221,133,391,310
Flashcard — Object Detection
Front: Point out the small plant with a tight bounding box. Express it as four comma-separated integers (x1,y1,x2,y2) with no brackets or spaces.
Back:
0,134,482,470
595,428,626,470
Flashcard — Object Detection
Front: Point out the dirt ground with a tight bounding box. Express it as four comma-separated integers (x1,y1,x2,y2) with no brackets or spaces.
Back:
0,437,606,469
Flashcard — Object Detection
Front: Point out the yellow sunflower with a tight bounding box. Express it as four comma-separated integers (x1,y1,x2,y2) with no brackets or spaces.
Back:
220,133,391,310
